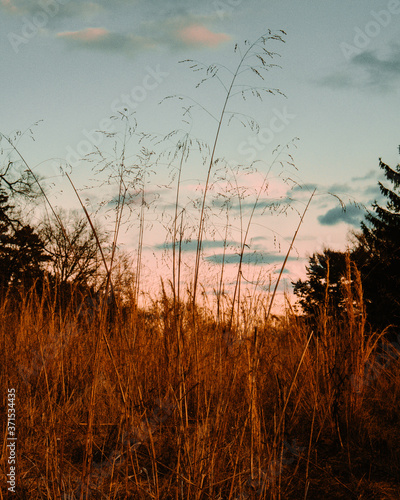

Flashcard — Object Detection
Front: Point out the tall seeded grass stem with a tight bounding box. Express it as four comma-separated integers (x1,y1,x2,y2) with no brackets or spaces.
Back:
265,188,316,323
192,32,284,308
65,173,113,298
229,143,297,329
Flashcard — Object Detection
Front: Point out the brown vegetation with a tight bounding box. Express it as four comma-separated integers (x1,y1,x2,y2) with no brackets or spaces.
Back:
1,275,400,499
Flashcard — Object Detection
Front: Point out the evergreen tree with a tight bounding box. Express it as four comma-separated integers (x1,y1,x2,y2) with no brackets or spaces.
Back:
355,149,400,331
293,248,358,324
0,189,49,295
294,147,400,334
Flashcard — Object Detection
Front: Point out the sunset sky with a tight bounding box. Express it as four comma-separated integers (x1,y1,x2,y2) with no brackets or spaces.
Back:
1,0,400,302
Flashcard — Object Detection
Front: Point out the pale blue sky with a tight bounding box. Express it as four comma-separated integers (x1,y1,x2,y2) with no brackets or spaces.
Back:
1,0,400,296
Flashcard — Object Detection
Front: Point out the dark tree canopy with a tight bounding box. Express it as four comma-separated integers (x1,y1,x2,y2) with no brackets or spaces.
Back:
295,148,400,335
292,248,359,322
354,152,400,331
0,189,49,294
39,209,104,289
0,130,115,308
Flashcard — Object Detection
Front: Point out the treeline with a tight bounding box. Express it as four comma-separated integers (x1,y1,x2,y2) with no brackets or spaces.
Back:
1,138,400,337
0,192,105,293
294,149,400,336
0,162,119,311
0,128,139,311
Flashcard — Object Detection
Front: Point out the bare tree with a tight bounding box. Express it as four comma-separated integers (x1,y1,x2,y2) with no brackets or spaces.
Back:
40,209,108,288
0,127,44,200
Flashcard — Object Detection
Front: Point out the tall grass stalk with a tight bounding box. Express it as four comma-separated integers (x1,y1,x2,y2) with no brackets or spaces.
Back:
228,143,304,330
264,188,316,324
191,31,286,308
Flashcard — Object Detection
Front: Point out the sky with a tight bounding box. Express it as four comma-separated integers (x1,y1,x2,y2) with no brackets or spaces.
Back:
1,0,400,306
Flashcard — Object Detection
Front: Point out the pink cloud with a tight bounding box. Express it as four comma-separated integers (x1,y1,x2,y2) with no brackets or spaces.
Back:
179,24,231,47
57,27,109,42
1,0,18,12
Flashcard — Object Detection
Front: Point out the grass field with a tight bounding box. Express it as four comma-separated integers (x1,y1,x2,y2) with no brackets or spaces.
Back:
1,279,400,499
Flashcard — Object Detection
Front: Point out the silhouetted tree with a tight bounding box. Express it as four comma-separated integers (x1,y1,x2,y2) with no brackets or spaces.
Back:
0,189,49,295
354,149,400,331
39,209,106,289
293,248,359,323
295,148,400,335
0,130,43,200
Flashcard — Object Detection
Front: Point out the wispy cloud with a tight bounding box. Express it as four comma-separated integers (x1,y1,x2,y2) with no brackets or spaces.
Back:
57,19,230,55
3,0,231,56
318,44,400,92
57,28,154,54
0,0,105,17
205,252,301,265
318,72,356,89
1,0,18,13
351,169,376,182
155,240,238,252
318,204,363,227
327,183,356,195
353,46,400,76
58,27,109,42
178,24,230,47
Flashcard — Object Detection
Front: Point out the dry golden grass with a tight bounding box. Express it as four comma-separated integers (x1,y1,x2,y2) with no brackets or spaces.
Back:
1,281,400,499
